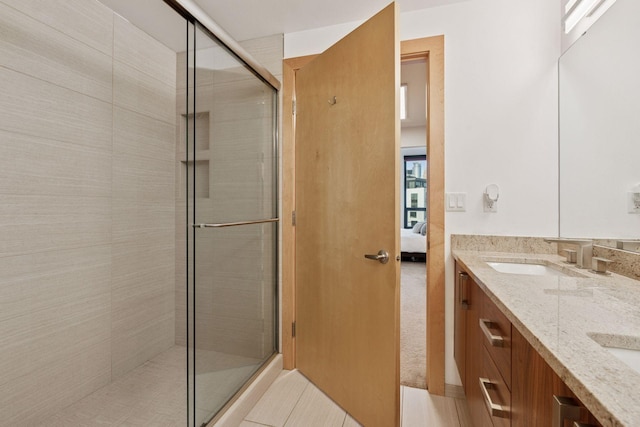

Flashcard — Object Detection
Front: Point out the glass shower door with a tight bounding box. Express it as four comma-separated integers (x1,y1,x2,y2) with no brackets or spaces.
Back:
186,22,279,427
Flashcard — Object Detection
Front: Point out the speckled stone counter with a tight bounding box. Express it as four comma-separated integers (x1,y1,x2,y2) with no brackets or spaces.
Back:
452,250,640,427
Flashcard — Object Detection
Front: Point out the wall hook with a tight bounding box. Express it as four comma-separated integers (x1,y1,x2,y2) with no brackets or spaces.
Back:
328,96,337,106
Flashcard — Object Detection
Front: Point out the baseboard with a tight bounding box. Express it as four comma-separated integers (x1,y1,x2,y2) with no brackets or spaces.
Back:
209,353,283,427
444,383,465,399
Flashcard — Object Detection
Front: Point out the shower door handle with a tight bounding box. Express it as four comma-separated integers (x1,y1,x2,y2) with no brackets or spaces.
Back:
193,218,279,228
364,250,389,264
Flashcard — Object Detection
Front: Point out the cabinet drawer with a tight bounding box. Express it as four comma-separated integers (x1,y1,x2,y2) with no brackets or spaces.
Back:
481,346,511,427
481,293,512,390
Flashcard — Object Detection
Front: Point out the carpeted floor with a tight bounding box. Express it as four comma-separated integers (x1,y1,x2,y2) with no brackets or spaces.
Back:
400,261,427,389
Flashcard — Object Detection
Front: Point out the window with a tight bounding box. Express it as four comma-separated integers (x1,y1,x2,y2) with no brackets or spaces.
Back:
404,155,427,228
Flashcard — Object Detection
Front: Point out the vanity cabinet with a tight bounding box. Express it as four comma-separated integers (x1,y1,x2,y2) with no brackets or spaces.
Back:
455,263,497,426
454,262,601,427
511,328,601,427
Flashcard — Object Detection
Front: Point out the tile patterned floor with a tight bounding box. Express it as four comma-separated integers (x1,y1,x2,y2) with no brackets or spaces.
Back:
39,349,470,426
242,370,472,427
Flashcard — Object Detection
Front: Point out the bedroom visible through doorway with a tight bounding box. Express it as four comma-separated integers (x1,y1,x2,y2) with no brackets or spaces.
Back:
400,58,428,389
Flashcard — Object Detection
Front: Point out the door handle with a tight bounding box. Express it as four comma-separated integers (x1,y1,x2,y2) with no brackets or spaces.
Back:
364,250,389,264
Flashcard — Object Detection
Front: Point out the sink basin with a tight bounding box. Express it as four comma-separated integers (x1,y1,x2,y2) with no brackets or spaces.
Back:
486,261,570,277
604,348,640,375
589,333,640,375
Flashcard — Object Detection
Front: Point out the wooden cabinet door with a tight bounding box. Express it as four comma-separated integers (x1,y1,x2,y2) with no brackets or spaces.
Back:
454,263,468,388
511,327,601,427
466,277,488,426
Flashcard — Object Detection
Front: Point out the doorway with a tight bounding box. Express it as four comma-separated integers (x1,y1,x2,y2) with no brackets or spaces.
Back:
282,36,445,395
400,58,428,388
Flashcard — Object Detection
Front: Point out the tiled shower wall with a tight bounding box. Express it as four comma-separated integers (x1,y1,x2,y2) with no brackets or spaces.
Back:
0,0,176,424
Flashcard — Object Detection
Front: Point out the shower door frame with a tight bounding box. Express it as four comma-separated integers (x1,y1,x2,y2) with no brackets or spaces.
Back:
163,1,281,426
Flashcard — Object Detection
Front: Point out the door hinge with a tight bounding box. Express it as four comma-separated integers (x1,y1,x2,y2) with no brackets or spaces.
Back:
292,99,296,115
292,321,296,338
292,210,296,226
427,240,430,251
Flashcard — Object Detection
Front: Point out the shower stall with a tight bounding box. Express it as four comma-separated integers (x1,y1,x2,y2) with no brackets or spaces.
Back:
0,0,279,425
181,5,280,427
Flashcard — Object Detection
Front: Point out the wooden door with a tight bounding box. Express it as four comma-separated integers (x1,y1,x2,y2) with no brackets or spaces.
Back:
294,3,400,426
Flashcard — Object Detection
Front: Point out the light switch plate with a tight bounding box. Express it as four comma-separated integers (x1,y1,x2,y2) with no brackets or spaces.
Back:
446,193,466,212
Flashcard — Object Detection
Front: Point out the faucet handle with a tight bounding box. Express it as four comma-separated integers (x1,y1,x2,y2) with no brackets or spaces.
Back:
591,257,612,274
562,249,577,264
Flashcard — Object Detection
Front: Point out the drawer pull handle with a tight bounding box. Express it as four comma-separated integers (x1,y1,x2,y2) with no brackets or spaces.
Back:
479,377,509,418
552,395,582,427
479,318,504,347
458,272,469,310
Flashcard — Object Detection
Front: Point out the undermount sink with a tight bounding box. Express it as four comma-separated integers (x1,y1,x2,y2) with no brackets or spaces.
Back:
486,261,571,277
589,333,640,375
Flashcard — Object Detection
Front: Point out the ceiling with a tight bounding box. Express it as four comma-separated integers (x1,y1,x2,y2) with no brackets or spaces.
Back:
194,0,468,42
99,0,467,52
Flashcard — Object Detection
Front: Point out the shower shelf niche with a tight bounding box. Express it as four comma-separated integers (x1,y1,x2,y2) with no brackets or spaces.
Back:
179,111,210,199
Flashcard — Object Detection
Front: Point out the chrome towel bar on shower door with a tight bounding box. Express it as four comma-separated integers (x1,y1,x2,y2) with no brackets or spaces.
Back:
192,218,279,228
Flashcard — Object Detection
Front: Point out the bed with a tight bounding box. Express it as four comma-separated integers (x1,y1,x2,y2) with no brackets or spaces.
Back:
401,227,426,262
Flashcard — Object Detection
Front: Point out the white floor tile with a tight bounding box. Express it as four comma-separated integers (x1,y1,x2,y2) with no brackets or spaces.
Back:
245,370,309,427
283,381,346,427
342,414,362,426
402,386,460,426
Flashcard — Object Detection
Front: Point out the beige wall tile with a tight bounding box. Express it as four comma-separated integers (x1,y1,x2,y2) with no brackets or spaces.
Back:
114,60,176,124
0,2,112,102
0,339,111,426
0,0,114,55
240,34,284,80
0,194,111,258
111,315,175,379
0,129,111,198
0,246,111,389
0,0,180,422
114,107,175,161
0,67,112,149
114,15,176,87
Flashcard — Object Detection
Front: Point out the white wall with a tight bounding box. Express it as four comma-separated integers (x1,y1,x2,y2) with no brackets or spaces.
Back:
285,0,561,386
402,127,427,148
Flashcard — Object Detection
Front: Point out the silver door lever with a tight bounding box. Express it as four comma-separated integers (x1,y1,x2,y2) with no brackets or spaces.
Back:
364,250,389,264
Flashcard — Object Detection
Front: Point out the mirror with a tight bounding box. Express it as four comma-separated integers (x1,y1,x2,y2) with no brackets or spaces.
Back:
559,0,640,252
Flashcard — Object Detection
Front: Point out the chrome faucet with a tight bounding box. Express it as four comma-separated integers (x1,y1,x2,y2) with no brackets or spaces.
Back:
544,238,593,269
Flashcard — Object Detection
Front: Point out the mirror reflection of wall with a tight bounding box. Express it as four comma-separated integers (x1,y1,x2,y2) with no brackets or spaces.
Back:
559,0,640,249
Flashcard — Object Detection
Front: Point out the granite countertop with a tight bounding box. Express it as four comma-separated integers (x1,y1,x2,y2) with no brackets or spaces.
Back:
452,250,640,427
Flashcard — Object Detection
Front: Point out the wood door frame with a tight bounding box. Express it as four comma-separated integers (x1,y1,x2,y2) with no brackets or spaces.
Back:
281,35,445,395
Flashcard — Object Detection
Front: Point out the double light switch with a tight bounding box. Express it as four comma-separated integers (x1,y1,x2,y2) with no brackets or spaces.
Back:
446,193,466,212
